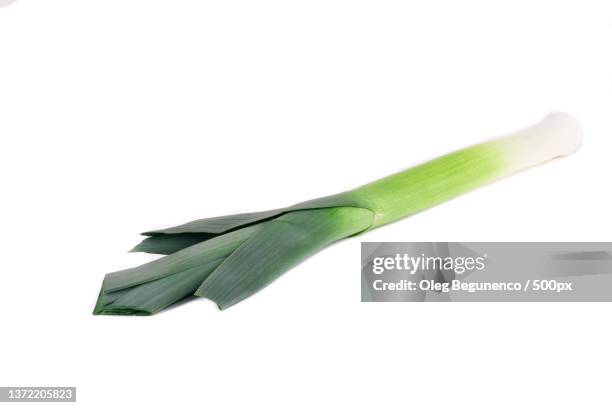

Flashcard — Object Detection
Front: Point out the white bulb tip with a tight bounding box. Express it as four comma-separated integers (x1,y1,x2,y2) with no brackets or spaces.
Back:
537,112,583,157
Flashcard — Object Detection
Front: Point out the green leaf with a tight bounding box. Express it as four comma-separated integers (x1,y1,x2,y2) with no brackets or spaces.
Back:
94,258,224,315
131,233,216,255
94,205,373,315
195,206,374,309
103,224,264,292
142,209,286,235
139,192,372,237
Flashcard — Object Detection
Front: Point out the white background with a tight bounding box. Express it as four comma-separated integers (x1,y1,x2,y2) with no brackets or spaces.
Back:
1,0,611,406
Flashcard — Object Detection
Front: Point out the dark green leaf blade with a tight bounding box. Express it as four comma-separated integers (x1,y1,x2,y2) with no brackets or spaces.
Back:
142,209,286,235
104,223,264,292
131,233,216,255
140,191,373,237
194,206,374,309
94,258,225,315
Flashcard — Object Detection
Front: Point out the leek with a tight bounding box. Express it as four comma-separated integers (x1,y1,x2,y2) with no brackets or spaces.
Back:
94,113,582,315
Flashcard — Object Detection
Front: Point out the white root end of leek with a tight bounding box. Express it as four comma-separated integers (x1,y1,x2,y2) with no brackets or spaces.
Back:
501,112,583,173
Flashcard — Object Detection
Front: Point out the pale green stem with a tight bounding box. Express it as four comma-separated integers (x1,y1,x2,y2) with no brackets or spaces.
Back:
349,113,582,228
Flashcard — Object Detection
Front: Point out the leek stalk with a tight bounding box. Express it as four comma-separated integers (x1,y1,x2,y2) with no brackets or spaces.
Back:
94,113,582,315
